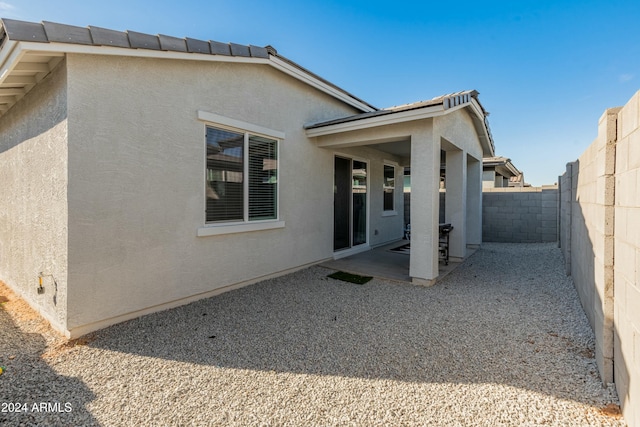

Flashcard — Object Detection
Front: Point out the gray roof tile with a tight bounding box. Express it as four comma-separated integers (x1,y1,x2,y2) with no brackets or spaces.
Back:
158,34,187,52
43,21,93,45
89,26,131,47
229,43,250,57
306,90,482,129
1,18,48,42
186,37,210,54
0,18,379,113
249,45,269,58
209,40,231,56
127,30,161,50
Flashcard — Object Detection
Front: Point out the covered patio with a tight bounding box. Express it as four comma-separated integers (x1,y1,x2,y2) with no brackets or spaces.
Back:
305,90,495,285
320,240,464,283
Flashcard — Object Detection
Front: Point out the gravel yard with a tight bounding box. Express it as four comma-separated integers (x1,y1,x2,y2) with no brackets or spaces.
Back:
1,243,624,426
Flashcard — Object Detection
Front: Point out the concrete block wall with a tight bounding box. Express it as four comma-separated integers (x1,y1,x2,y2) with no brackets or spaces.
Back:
482,186,558,243
565,108,617,387
559,89,640,427
559,164,573,275
612,91,640,427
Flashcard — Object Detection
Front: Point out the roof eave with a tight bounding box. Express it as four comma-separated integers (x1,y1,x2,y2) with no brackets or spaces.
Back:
305,93,496,158
0,18,377,118
0,40,374,118
305,103,445,138
466,98,495,157
268,55,376,113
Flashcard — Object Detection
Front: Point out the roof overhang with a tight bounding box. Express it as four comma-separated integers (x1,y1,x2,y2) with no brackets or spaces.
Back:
305,103,445,137
305,91,495,157
483,156,521,177
0,18,376,118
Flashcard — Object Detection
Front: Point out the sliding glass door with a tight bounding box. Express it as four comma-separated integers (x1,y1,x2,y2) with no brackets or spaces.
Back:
334,156,367,251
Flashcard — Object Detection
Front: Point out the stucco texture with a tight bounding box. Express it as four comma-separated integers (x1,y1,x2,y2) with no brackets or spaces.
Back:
63,54,394,333
0,61,69,332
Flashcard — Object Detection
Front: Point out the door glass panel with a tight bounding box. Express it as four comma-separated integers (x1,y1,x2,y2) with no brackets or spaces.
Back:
352,160,367,246
334,157,351,250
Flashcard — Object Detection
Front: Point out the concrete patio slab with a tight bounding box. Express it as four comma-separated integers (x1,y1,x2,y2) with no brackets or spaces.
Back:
320,241,463,283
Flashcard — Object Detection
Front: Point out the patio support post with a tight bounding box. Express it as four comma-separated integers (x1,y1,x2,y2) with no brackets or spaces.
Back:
466,155,482,249
445,149,467,260
409,129,440,285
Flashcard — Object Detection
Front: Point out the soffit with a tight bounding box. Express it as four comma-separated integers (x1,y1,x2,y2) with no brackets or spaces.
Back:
0,46,64,115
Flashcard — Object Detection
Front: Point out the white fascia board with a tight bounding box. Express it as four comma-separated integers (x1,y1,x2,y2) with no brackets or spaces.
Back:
305,104,444,138
269,56,375,113
468,98,486,122
17,41,270,65
467,98,495,156
505,161,520,176
14,41,374,114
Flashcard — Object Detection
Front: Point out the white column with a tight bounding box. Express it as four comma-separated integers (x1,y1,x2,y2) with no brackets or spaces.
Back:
444,149,467,260
466,155,482,249
409,129,440,285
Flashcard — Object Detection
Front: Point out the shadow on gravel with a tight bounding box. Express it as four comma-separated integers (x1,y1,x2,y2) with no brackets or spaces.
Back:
0,301,99,426
90,243,608,407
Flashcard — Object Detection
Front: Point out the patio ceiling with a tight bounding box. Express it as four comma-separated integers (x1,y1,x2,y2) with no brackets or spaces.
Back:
372,139,412,158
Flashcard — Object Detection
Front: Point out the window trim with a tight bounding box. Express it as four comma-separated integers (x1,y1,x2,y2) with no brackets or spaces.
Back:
197,220,285,237
198,111,285,236
198,110,285,140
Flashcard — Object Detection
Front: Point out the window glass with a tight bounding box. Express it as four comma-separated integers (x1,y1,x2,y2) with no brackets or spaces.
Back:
206,127,244,222
352,160,367,246
383,164,395,211
248,135,278,221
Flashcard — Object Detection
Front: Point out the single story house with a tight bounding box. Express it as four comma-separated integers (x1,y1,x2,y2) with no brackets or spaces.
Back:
0,19,495,337
482,156,525,188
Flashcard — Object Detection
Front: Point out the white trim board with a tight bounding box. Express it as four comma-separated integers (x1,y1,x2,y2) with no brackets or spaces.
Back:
197,110,285,140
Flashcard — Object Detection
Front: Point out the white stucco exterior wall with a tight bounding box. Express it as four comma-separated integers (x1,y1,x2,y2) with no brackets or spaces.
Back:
63,54,372,335
466,156,482,247
435,108,484,260
409,123,440,283
444,149,467,259
0,61,69,333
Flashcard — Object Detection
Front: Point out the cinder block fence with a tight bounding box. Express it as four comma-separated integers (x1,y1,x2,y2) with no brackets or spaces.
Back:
405,187,559,243
482,186,558,243
559,90,640,427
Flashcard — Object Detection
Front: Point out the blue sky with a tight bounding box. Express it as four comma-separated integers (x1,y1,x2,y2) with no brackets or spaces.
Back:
3,0,639,185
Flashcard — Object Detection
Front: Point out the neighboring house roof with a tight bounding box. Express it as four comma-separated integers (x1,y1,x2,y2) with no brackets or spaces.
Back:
483,156,529,186
0,18,377,117
483,156,521,176
305,89,496,157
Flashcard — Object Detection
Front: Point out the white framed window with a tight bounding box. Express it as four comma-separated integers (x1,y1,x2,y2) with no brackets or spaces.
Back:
206,125,279,223
383,164,395,212
197,111,285,236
